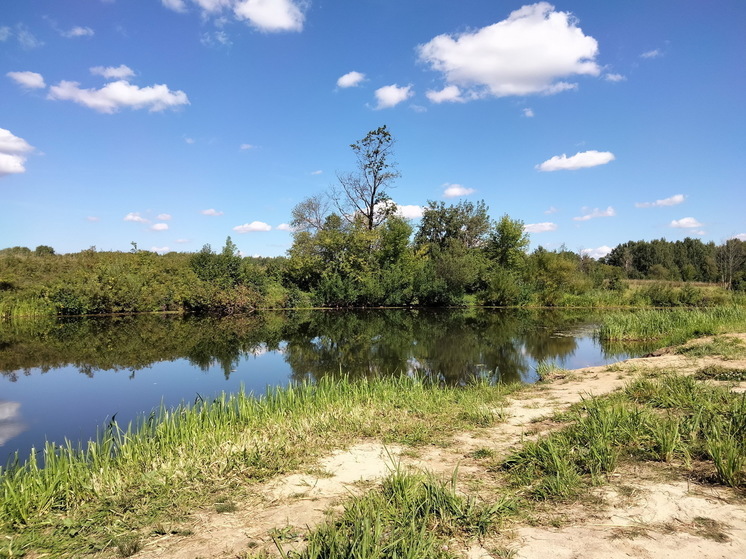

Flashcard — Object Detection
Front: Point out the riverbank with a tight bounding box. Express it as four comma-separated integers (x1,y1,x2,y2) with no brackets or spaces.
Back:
1,332,745,558
127,334,745,559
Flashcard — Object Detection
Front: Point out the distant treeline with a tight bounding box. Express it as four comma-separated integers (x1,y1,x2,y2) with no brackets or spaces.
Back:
1,204,744,318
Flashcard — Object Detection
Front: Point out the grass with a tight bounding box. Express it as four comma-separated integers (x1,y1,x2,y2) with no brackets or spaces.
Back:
596,306,746,345
0,375,519,557
273,465,516,559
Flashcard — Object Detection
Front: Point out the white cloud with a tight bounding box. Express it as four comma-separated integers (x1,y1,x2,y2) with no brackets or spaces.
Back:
234,0,306,32
537,150,615,171
417,2,600,100
581,245,613,259
124,212,149,223
573,207,616,221
310,170,323,175
604,73,626,82
337,71,366,88
175,238,190,243
0,128,34,177
6,24,44,50
90,65,136,79
48,79,189,113
151,223,169,231
162,0,188,12
157,213,172,220
7,71,46,89
62,26,94,38
276,223,294,231
185,137,195,144
87,216,100,222
635,194,685,208
233,221,272,233
0,27,10,41
522,107,534,117
374,84,413,109
397,205,425,219
544,206,558,214
426,85,464,103
240,143,255,150
201,208,224,216
641,49,662,59
442,183,476,198
151,246,170,253
733,233,746,242
670,217,703,229
524,222,557,233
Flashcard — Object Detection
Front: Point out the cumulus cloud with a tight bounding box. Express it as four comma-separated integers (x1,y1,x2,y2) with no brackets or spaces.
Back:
157,213,172,220
581,245,613,259
522,107,534,117
124,212,149,223
670,217,703,229
201,208,224,216
7,71,46,89
62,26,94,38
374,84,413,109
90,65,136,79
573,207,616,221
163,0,306,32
48,78,189,113
443,183,475,198
418,2,600,100
604,73,626,82
151,223,169,231
426,85,464,103
635,194,685,208
276,223,294,231
0,128,34,177
524,222,557,233
151,246,170,253
545,206,558,214
536,150,615,171
733,233,746,242
234,0,306,32
397,205,425,219
337,71,366,88
233,221,272,233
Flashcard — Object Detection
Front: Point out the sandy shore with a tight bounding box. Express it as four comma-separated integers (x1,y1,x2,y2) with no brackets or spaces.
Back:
134,334,746,559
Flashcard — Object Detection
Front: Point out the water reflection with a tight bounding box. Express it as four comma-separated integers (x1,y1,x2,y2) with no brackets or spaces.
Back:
0,309,616,385
0,401,25,447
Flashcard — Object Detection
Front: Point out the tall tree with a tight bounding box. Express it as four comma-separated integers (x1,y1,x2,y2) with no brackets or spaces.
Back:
334,125,400,230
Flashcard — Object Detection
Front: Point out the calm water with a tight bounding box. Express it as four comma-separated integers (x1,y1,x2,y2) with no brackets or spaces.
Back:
0,309,637,463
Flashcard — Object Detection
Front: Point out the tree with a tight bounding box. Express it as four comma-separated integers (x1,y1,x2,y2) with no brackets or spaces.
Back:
290,193,331,233
334,125,400,230
414,200,490,250
485,214,529,269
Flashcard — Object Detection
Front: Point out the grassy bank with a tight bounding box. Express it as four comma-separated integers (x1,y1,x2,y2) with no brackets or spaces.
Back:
597,305,746,345
0,376,516,557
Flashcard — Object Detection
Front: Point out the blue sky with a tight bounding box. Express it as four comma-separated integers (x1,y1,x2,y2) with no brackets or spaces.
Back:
1,1,744,258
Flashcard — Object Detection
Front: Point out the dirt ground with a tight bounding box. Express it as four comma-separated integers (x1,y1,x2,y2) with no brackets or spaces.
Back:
133,334,746,559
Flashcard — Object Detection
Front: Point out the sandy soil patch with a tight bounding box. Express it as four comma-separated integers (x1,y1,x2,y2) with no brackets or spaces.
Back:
133,334,746,559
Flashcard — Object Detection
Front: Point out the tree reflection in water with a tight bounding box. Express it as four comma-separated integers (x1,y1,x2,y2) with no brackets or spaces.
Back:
0,309,610,385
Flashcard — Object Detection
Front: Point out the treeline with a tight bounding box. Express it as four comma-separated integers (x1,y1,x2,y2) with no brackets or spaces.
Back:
601,237,745,287
0,211,743,319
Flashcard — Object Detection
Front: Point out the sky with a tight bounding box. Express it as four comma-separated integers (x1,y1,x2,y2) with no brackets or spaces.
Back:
1,0,744,259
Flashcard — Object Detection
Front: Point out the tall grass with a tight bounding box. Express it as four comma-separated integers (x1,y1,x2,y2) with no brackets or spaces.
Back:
597,306,746,345
0,375,515,556
503,374,746,498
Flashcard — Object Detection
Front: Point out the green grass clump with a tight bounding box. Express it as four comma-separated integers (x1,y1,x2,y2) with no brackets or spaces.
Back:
0,375,517,557
503,374,746,498
277,466,516,559
676,335,746,360
694,365,746,382
597,306,746,346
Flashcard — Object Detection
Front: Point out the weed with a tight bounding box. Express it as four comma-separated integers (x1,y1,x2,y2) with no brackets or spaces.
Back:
114,534,141,558
695,365,746,382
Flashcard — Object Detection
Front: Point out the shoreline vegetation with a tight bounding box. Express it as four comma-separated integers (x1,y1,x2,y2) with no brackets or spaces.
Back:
1,312,745,557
